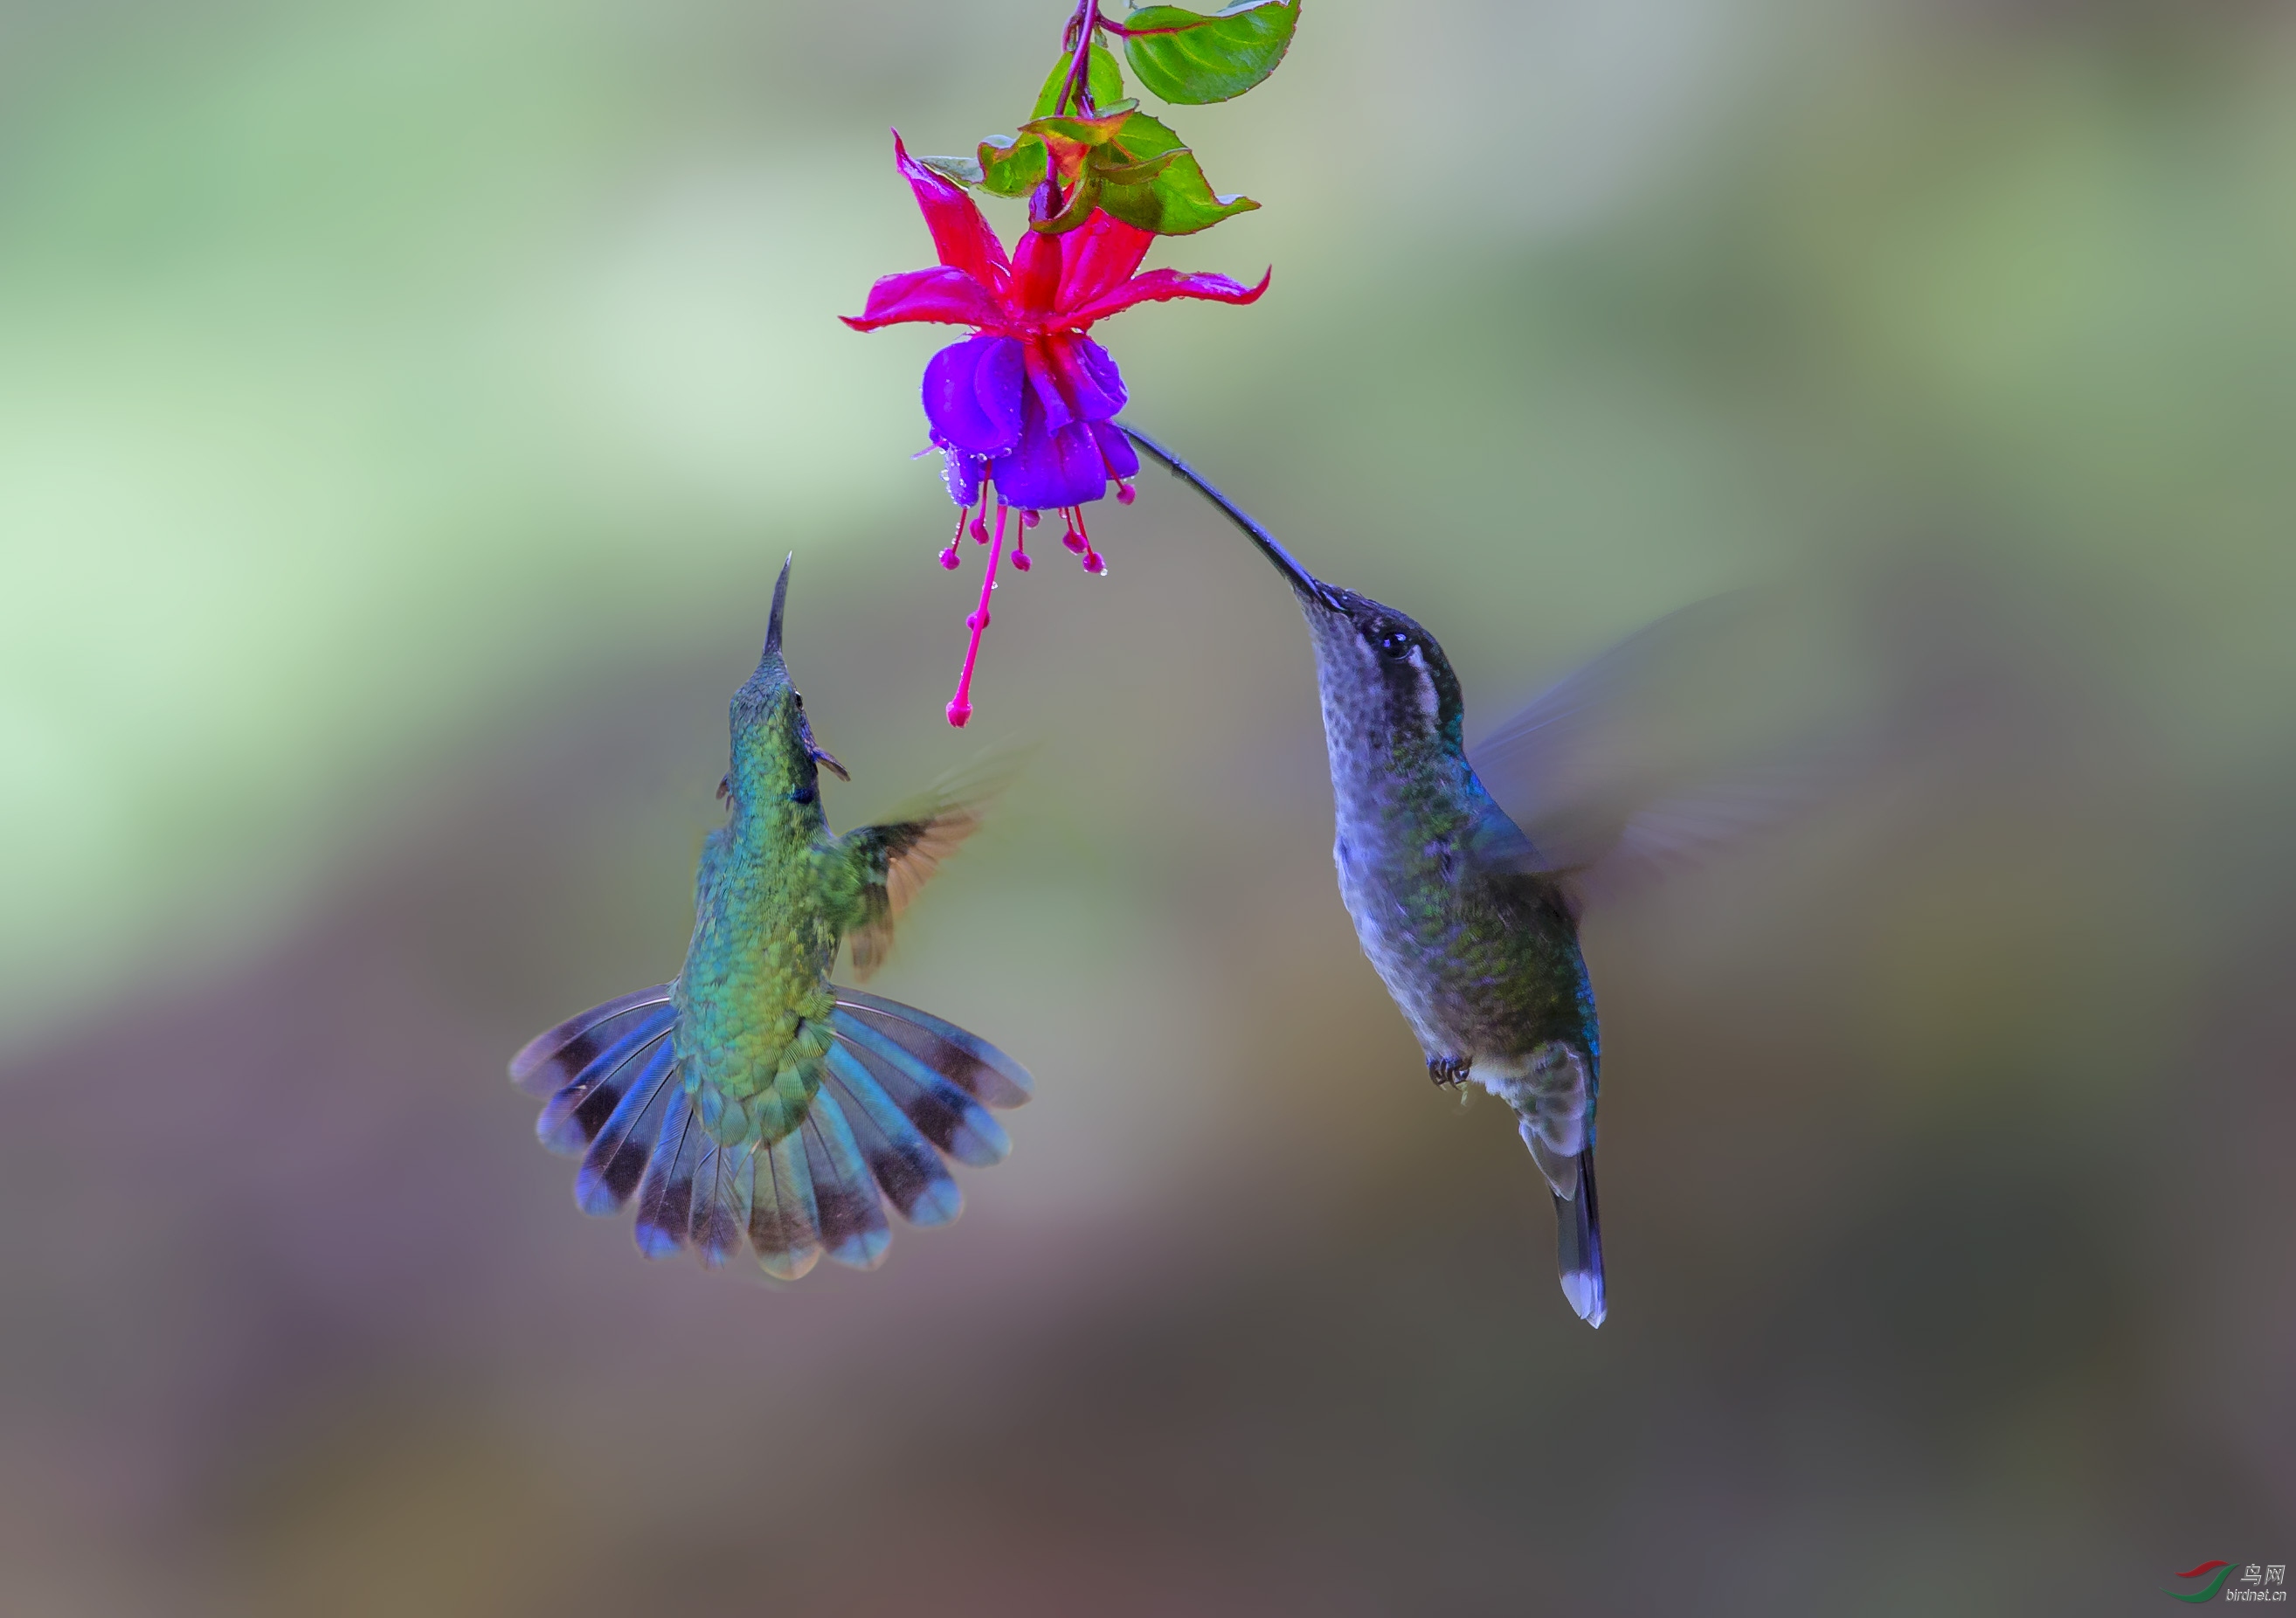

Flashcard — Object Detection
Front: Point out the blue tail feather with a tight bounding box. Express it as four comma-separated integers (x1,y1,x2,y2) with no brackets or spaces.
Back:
1555,1148,1606,1328
688,1138,753,1269
834,989,1034,1109
575,1040,681,1215
750,1126,822,1280
830,1010,1010,1167
633,1098,706,1259
822,1042,963,1227
509,985,672,1098
803,1096,893,1269
535,1013,674,1158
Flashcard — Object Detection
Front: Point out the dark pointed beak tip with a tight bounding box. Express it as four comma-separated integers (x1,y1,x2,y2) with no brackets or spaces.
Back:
763,553,794,659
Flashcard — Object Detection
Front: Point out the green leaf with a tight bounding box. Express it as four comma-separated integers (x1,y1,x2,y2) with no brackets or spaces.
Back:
1021,112,1131,149
1120,0,1299,105
916,153,985,188
1092,109,1257,235
975,135,1048,197
1032,44,1128,120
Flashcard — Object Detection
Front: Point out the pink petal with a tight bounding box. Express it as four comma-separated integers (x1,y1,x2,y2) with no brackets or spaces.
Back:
1054,211,1156,315
894,132,1010,292
1007,225,1065,319
842,266,1006,331
1062,265,1271,328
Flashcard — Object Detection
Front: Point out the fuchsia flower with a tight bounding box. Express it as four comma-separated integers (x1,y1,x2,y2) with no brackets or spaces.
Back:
844,134,1269,723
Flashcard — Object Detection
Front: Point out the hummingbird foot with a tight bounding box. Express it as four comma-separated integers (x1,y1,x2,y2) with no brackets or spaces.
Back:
1427,1054,1472,1088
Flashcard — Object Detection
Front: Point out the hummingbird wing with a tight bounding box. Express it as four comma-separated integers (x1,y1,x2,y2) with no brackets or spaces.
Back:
836,750,1024,978
1467,587,1876,907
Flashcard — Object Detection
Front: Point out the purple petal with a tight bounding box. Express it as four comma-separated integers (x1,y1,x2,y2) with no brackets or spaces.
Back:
938,442,983,507
923,335,1025,455
1022,335,1128,435
991,397,1110,509
1061,335,1128,422
1088,419,1138,480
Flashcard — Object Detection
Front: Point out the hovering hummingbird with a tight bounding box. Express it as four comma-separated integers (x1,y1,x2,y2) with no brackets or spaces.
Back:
509,556,1032,1279
1122,426,1828,1328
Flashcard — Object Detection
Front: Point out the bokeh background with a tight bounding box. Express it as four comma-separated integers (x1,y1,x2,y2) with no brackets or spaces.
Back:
4,0,2293,1611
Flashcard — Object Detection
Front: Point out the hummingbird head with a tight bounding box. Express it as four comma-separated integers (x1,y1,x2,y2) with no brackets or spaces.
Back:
725,555,848,812
1300,585,1469,754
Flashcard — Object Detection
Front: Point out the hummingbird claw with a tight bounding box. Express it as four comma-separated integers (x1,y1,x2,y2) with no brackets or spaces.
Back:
1427,1054,1471,1088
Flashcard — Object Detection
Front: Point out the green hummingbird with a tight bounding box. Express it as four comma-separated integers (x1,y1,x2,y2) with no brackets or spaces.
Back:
1124,425,1747,1329
510,556,1032,1279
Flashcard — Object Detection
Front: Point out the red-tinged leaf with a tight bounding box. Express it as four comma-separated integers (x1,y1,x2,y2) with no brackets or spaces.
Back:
1119,0,1300,105
1021,109,1138,183
1096,110,1256,235
977,135,1048,197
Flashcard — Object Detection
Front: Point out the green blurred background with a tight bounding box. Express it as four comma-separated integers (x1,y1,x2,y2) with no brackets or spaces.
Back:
3,0,2292,1611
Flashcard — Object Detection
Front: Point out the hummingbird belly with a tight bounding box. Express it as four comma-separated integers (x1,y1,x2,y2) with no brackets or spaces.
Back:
1333,828,1593,1069
673,845,842,1145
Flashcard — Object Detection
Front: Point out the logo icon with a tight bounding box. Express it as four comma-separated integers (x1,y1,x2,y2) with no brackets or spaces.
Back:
2168,1562,2292,1603
2168,1564,2237,1604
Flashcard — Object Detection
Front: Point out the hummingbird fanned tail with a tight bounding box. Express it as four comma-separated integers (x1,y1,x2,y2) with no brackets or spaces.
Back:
512,986,1031,1280
1554,1147,1606,1329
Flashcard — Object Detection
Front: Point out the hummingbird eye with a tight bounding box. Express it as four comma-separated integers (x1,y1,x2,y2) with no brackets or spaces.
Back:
1373,625,1414,660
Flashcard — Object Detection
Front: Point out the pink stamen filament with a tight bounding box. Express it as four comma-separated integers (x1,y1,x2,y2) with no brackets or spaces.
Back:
946,499,1009,728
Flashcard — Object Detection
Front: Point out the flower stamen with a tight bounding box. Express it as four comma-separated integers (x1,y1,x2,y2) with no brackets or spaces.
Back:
946,499,1010,728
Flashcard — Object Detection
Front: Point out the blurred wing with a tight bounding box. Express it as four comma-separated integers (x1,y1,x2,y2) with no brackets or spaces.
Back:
1468,588,1878,905
839,750,1025,978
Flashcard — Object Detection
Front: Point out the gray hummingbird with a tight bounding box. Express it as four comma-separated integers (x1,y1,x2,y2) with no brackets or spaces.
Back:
1122,426,1836,1327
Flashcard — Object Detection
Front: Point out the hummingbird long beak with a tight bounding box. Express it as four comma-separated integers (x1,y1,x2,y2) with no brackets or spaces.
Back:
763,552,793,660
1118,423,1341,612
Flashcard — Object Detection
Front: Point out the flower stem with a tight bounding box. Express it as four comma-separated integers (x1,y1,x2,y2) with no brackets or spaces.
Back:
945,499,1009,727
1056,0,1100,116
